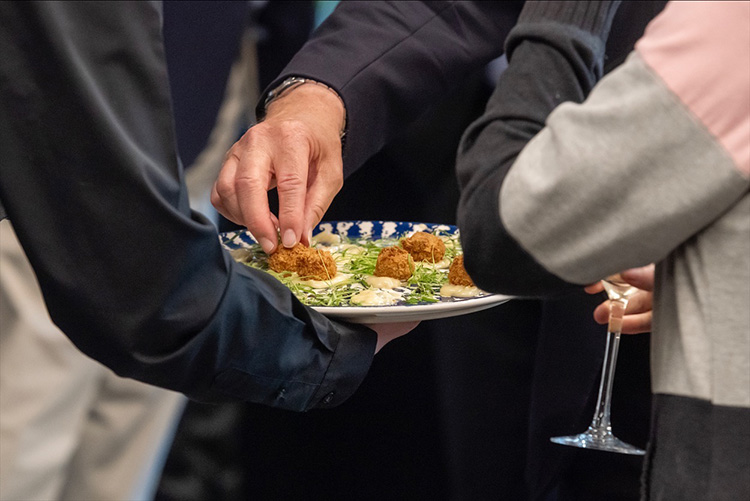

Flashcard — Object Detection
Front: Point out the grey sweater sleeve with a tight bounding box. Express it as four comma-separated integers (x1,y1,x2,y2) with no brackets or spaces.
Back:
500,53,750,284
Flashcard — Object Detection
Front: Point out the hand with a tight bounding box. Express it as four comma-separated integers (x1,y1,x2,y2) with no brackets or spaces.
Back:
585,264,655,334
211,83,346,254
368,321,420,354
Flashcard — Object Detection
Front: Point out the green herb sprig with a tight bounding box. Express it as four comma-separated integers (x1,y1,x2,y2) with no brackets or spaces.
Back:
231,229,461,307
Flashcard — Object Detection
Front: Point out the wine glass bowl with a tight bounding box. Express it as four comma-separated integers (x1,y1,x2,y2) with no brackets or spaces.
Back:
549,274,646,455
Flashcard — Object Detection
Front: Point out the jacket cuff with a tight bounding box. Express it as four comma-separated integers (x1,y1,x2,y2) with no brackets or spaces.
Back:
309,319,377,409
507,1,622,59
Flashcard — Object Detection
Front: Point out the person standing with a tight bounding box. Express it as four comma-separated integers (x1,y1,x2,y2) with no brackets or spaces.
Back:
456,1,750,498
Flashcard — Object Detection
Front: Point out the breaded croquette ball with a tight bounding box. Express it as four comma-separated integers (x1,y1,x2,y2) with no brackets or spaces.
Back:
448,255,475,287
297,248,337,281
268,243,337,281
268,243,309,273
401,231,446,262
374,246,414,280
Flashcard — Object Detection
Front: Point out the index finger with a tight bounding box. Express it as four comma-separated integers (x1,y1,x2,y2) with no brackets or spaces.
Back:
274,131,312,248
231,150,280,254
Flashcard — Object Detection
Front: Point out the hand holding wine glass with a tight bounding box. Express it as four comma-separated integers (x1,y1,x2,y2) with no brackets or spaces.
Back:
550,272,647,455
586,264,654,334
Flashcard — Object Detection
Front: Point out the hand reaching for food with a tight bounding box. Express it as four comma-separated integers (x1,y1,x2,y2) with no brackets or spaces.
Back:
211,83,346,254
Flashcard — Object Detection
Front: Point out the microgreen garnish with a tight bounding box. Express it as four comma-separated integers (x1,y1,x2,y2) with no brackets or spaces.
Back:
232,229,465,307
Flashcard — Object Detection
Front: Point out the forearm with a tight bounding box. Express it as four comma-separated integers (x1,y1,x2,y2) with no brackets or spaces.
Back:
456,1,621,296
500,6,750,284
0,0,376,410
263,0,523,176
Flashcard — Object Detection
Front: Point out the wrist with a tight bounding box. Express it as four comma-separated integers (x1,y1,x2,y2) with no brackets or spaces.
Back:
262,76,347,140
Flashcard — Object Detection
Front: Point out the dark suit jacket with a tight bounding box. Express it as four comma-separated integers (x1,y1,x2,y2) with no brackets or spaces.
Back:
0,1,376,411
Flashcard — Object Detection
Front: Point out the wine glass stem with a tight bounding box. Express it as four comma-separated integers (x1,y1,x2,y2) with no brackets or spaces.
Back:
590,299,627,432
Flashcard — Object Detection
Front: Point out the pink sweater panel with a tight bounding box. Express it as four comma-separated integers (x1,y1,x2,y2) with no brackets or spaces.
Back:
636,1,750,177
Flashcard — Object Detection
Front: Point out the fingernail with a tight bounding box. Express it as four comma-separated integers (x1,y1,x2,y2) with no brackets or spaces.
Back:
259,237,276,254
282,229,297,248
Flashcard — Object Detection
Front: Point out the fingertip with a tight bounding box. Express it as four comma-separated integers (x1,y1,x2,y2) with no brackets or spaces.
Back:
593,303,610,324
282,228,298,248
258,237,277,254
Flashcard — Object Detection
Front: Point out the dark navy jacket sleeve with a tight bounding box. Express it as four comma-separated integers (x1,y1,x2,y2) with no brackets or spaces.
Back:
0,1,375,410
261,0,524,177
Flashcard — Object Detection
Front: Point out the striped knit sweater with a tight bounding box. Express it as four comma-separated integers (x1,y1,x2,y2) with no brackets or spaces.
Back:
458,1,749,498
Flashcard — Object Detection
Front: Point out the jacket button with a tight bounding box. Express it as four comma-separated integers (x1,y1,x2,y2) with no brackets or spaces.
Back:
322,391,335,404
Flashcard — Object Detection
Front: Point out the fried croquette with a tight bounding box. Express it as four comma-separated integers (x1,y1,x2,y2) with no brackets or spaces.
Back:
448,255,475,287
268,243,337,281
374,246,414,280
297,248,337,281
268,243,309,274
401,232,446,262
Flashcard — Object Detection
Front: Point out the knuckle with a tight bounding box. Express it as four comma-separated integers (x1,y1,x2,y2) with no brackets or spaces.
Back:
243,214,266,230
276,170,306,190
214,176,235,196
234,174,260,191
209,190,223,208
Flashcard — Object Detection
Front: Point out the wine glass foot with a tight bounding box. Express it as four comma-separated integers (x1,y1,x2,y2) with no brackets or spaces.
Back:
550,429,645,455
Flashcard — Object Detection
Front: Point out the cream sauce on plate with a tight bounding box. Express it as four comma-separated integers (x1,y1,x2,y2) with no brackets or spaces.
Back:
350,288,403,306
440,284,483,298
364,275,402,289
295,272,352,289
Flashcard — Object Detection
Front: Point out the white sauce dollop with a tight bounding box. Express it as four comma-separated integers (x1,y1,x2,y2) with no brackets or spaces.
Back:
416,258,451,270
350,288,402,306
295,272,352,289
364,275,402,289
312,230,341,246
336,244,365,255
229,248,252,261
440,284,483,298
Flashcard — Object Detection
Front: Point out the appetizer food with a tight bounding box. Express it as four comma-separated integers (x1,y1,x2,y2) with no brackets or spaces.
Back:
448,255,474,287
401,231,446,262
268,242,337,281
268,243,309,274
374,246,414,280
227,227,487,307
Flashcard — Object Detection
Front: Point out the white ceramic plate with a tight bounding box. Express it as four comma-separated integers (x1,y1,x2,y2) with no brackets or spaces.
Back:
313,293,511,323
220,221,512,323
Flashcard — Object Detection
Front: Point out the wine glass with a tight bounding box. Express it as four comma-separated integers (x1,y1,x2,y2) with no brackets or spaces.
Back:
549,274,646,455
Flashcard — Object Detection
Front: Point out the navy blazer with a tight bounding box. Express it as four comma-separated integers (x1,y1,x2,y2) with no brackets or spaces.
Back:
0,1,376,411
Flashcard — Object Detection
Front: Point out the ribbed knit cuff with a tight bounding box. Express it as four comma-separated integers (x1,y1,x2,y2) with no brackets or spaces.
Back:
507,1,622,58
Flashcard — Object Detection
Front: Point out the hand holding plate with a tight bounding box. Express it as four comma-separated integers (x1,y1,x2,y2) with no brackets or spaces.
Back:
369,321,421,353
